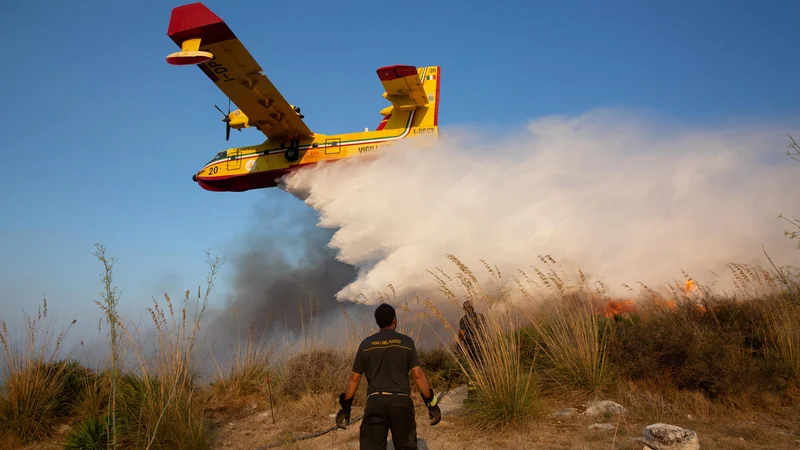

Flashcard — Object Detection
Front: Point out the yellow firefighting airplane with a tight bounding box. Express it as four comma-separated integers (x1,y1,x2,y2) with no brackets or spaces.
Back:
165,2,441,192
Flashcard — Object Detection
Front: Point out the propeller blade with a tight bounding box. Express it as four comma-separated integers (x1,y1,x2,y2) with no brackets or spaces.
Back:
215,104,231,123
226,122,231,141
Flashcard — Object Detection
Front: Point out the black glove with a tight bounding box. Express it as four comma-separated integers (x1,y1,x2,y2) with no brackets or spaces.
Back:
422,388,442,426
335,392,353,429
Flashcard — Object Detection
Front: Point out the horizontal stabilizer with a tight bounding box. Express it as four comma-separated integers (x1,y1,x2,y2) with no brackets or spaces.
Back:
377,65,429,112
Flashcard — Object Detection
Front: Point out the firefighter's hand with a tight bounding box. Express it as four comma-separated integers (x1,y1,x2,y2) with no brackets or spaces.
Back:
336,393,353,429
335,409,350,429
422,388,442,426
428,403,441,426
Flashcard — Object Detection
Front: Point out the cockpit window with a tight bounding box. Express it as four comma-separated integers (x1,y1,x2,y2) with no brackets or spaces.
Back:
208,150,228,164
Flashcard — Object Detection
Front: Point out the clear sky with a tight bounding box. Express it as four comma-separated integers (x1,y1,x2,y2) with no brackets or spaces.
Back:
0,0,798,331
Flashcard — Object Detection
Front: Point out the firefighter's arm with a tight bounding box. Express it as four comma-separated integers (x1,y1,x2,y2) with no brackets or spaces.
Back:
410,366,431,398
343,372,361,399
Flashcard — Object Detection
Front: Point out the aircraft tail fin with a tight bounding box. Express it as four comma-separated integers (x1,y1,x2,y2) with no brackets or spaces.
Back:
417,65,440,128
376,65,440,130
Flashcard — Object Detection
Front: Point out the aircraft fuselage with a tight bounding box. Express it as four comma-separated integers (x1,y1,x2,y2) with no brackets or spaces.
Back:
193,109,438,192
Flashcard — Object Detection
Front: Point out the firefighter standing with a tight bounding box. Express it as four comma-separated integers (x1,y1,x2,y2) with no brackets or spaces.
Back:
458,300,487,400
335,303,441,449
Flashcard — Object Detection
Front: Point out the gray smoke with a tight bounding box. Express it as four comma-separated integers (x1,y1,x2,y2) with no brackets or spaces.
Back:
205,198,372,352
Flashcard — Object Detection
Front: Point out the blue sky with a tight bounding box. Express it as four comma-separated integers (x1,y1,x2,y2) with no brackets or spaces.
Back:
0,0,798,333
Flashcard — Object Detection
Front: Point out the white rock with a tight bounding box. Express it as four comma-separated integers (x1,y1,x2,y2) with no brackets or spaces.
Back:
642,423,699,450
589,423,615,431
582,400,626,416
437,385,468,414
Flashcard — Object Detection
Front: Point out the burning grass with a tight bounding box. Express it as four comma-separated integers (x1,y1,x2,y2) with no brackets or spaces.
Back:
1,247,799,448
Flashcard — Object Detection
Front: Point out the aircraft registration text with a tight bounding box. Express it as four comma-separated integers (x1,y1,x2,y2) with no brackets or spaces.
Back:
206,60,236,83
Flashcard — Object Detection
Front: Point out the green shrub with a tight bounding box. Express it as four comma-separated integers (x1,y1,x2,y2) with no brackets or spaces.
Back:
62,415,110,450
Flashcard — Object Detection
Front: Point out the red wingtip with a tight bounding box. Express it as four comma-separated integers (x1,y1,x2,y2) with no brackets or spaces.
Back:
167,2,234,47
376,65,418,81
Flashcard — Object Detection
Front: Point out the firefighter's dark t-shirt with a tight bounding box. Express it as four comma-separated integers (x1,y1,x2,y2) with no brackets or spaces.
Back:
351,328,421,395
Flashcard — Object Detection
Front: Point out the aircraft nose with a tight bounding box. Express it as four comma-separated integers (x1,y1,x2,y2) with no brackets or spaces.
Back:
192,174,198,182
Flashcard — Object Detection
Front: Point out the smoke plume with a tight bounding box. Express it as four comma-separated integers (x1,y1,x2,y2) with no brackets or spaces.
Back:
208,199,370,348
280,108,800,303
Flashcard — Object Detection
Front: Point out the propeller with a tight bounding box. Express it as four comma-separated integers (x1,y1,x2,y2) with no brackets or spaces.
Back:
215,99,232,141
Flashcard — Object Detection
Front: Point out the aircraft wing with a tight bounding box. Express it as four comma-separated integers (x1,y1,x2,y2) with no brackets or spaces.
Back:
376,65,431,112
166,3,313,140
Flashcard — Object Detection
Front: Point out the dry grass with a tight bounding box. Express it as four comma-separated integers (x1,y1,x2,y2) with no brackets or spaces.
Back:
112,291,212,449
210,312,276,402
523,290,613,394
0,299,77,446
426,255,540,429
607,262,800,404
277,348,353,402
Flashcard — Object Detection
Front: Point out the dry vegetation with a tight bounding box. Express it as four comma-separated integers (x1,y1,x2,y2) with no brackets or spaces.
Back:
1,139,799,449
3,251,797,449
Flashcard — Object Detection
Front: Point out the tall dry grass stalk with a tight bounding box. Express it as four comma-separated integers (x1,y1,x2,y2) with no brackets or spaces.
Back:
729,262,800,382
525,293,613,393
763,299,800,380
91,243,121,448
98,248,223,449
514,258,613,394
0,299,76,444
426,255,539,429
209,307,276,400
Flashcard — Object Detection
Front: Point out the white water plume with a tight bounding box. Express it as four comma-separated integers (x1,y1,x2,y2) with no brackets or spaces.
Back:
281,109,800,303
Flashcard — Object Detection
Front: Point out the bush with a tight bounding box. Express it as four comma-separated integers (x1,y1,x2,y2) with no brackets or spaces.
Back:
278,348,352,400
0,300,79,444
609,293,796,400
526,292,614,393
417,346,466,389
63,415,110,450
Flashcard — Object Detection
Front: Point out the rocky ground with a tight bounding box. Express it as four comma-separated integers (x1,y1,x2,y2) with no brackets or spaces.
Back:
205,386,800,450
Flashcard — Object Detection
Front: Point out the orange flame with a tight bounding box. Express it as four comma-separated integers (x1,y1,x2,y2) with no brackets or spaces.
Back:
602,299,638,317
592,278,710,319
